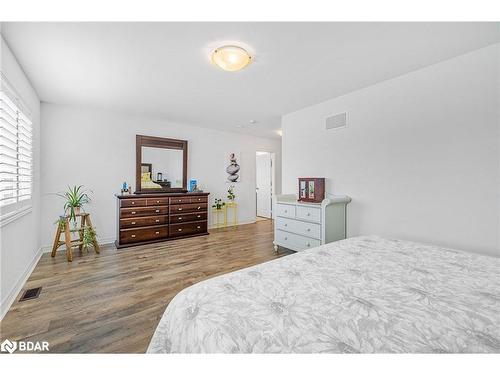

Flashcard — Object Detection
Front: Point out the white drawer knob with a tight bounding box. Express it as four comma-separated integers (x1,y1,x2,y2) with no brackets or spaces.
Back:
131,234,136,238
132,202,135,205
178,208,182,211
156,200,160,203
179,217,183,220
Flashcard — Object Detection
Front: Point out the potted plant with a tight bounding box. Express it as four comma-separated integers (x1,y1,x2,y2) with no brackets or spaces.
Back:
57,185,92,223
82,225,97,251
227,185,236,202
212,198,225,211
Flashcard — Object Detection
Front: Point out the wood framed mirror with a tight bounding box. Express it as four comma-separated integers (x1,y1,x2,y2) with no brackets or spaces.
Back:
135,135,188,194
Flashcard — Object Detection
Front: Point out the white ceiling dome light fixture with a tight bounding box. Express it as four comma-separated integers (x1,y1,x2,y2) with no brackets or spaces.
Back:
212,45,253,72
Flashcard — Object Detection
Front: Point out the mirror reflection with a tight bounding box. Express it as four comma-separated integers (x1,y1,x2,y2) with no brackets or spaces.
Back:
141,147,184,189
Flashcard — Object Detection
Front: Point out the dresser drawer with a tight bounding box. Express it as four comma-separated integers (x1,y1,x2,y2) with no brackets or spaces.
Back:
120,198,148,208
276,203,296,218
120,215,168,229
169,196,191,204
296,205,321,223
120,206,169,218
169,221,207,237
275,217,321,239
146,197,169,206
190,196,208,203
119,225,168,244
170,203,207,214
275,229,320,251
169,212,207,224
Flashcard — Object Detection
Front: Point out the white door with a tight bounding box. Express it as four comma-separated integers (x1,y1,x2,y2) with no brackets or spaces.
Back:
256,152,272,218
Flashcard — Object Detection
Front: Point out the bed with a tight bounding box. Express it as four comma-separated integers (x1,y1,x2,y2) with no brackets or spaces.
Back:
148,236,500,353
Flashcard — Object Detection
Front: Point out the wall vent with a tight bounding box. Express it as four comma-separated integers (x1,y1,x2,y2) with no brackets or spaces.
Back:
325,112,347,130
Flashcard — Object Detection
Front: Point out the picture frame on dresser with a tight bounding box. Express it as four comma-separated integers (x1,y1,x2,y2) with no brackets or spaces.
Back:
297,177,325,203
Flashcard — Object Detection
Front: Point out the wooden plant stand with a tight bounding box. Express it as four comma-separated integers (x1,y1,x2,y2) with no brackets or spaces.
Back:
51,213,100,262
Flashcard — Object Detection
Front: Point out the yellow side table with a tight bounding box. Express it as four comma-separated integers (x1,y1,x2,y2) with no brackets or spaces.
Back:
212,207,227,228
226,201,238,227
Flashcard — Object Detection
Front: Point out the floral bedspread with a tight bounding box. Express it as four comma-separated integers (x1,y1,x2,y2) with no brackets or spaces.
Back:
148,236,500,353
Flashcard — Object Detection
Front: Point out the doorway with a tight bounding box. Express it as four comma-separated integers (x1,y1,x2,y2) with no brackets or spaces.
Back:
256,151,275,220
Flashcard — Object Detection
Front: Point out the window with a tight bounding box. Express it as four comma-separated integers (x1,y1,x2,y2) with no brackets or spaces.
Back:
0,82,33,209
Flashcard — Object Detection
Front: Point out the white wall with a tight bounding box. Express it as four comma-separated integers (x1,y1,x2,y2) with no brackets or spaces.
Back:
40,104,281,247
0,36,41,318
282,44,500,257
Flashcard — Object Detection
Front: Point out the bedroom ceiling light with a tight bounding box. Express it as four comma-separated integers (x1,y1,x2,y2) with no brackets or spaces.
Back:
212,45,252,72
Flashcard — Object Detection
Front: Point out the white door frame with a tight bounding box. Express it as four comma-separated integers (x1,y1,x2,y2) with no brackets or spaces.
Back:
255,151,275,219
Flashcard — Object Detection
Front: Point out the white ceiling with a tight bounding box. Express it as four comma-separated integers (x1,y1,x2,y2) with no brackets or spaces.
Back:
2,22,499,139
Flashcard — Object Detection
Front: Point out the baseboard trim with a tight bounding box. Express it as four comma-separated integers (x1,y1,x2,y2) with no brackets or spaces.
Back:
0,246,44,321
208,219,257,229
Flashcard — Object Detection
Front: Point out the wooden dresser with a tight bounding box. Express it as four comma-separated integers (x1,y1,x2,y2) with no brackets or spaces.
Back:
116,192,210,248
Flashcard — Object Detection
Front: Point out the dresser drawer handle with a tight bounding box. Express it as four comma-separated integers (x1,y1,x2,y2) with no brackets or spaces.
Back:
197,206,201,210
284,210,287,213
131,202,135,205
197,215,201,218
156,200,160,203
131,234,136,238
284,237,288,240
307,213,311,216
155,231,160,235
178,228,183,232
155,209,160,213
131,221,136,225
284,223,288,227
131,211,136,214
178,217,183,220
307,228,311,232
307,243,311,247
155,219,160,223
178,208,183,211
198,198,201,201
197,226,201,229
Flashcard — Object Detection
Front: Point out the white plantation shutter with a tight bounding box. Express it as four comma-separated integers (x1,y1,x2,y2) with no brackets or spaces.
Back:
0,80,33,208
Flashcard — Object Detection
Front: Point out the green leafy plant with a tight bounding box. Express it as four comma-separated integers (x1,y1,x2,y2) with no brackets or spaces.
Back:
212,198,225,210
56,185,92,222
82,226,97,251
54,215,67,230
227,185,236,201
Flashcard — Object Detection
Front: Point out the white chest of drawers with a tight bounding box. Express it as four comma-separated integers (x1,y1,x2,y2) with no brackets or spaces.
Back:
273,194,351,252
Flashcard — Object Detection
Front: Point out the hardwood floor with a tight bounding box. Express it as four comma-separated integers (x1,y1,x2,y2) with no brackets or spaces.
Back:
0,220,291,353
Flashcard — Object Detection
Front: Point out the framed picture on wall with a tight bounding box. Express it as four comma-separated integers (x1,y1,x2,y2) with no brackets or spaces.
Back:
226,152,241,183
